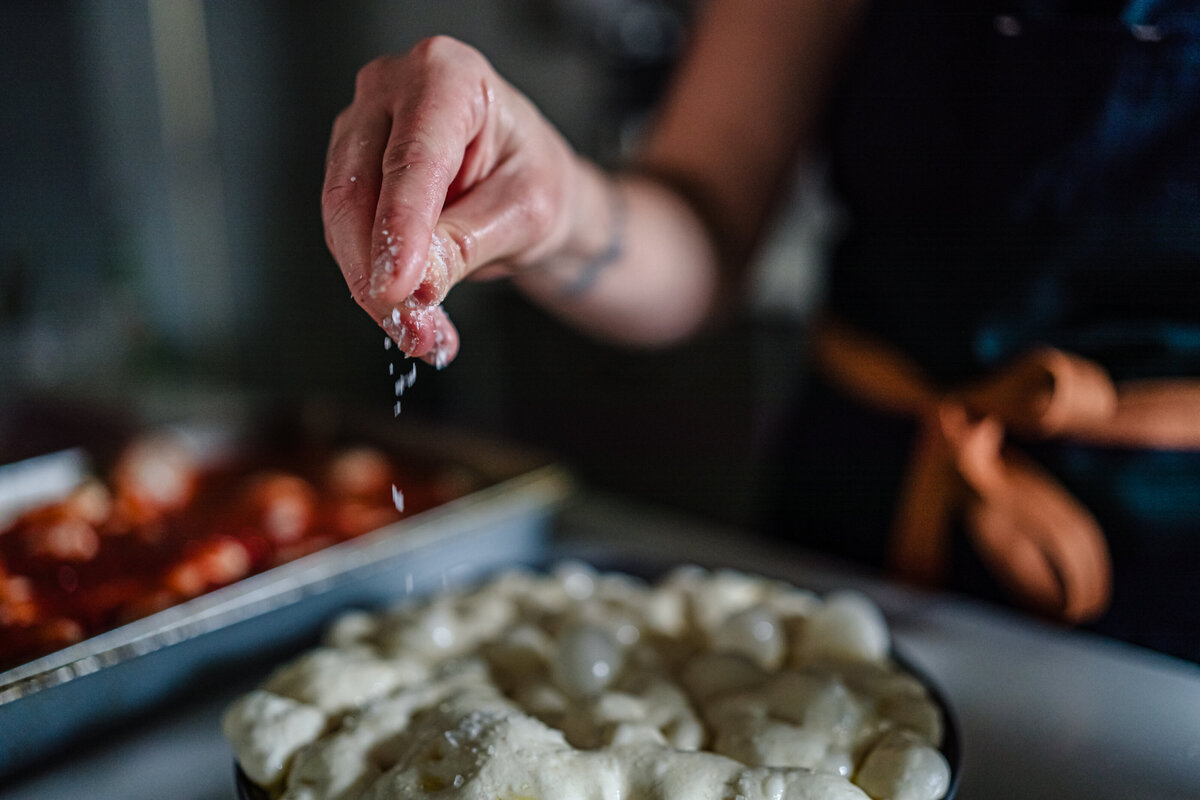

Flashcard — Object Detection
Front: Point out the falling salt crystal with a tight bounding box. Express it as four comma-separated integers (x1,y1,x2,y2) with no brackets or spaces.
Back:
383,336,392,350
391,307,402,326
349,176,357,182
392,484,404,512
453,775,464,788
393,400,402,417
395,363,417,395
388,362,394,375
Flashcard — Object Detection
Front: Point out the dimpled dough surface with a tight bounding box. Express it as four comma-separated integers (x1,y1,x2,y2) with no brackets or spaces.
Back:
223,564,951,800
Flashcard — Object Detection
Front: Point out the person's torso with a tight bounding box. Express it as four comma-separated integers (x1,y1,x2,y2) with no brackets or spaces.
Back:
825,0,1200,385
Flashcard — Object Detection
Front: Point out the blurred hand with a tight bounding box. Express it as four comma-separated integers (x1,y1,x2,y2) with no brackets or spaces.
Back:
322,37,585,366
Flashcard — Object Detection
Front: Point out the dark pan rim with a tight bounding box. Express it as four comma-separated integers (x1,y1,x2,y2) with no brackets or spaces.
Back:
894,645,962,799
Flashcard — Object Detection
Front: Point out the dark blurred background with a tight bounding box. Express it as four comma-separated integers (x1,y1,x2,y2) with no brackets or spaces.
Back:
0,0,835,530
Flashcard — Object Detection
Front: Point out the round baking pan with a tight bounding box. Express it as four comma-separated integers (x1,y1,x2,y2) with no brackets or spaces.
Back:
235,650,960,799
898,647,962,800
235,764,268,800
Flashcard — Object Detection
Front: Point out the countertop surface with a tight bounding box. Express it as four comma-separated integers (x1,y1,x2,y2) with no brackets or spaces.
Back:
4,494,1198,800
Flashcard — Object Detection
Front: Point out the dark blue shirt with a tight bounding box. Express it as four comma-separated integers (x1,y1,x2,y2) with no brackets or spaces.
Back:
778,0,1200,660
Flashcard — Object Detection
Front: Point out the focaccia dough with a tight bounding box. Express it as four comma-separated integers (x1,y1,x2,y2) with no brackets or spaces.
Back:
224,564,950,800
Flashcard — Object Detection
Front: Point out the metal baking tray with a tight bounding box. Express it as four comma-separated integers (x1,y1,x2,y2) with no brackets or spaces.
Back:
0,410,573,780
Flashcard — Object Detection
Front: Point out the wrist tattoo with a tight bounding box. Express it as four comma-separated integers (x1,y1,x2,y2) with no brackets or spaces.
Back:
560,183,626,297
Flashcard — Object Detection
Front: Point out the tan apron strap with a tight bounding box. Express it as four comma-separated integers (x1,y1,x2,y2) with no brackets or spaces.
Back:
813,318,1132,622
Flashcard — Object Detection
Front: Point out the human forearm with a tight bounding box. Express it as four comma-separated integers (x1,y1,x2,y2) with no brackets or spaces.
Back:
322,38,716,361
512,163,720,347
517,0,867,349
322,0,863,364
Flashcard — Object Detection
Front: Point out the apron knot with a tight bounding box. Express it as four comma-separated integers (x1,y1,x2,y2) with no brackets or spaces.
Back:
811,317,1163,623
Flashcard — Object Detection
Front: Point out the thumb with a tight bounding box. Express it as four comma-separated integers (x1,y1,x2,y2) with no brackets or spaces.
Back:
427,165,561,300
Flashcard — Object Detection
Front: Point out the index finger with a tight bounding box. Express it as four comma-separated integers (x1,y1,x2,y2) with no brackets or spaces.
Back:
366,120,464,314
323,108,389,308
322,53,487,323
366,80,493,315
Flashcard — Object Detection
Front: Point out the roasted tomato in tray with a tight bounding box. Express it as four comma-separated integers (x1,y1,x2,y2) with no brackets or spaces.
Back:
0,437,470,670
